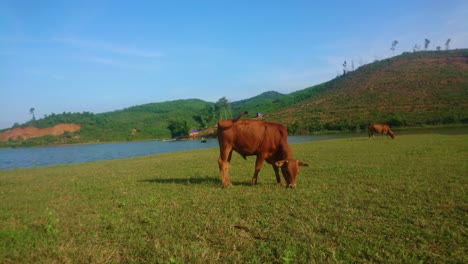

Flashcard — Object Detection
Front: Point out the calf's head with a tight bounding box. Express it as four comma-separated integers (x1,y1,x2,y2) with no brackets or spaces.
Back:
275,159,309,188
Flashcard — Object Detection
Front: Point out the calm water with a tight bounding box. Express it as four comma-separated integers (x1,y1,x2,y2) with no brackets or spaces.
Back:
2,127,465,170
0,135,335,170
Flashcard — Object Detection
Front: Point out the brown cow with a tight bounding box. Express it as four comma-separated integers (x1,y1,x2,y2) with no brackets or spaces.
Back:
368,124,395,139
217,111,308,188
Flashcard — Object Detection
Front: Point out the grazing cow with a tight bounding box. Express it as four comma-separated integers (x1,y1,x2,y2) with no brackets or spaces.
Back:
217,111,308,188
368,124,395,139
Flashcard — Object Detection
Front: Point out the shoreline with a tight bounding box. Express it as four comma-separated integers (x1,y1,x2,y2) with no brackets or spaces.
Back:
1,124,467,149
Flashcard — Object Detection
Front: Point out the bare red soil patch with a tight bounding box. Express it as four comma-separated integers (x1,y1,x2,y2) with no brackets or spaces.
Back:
0,124,81,142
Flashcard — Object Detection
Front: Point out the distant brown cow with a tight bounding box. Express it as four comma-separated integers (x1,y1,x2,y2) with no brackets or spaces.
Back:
217,111,308,188
368,124,395,139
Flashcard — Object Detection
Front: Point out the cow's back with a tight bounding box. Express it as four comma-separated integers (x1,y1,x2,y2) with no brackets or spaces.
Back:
368,124,395,139
218,119,287,157
369,124,386,133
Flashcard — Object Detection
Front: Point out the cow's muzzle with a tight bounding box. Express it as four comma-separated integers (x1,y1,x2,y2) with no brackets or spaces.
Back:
287,184,296,189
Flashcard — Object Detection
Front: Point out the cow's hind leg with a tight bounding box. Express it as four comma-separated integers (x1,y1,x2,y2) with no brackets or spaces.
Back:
218,149,233,187
251,156,265,185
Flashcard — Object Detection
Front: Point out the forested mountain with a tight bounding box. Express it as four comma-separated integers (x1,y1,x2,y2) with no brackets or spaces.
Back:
1,49,467,147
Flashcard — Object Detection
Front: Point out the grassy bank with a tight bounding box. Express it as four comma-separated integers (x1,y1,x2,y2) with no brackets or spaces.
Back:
1,133,466,263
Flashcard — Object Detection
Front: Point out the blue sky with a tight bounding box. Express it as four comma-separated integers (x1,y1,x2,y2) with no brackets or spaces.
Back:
1,0,467,129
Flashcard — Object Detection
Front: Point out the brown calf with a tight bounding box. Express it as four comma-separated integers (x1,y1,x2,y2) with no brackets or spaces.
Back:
368,124,395,139
217,112,308,188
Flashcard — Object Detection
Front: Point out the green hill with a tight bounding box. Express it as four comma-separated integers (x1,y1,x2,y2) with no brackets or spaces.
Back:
80,99,214,141
2,99,215,146
2,49,467,147
267,49,468,133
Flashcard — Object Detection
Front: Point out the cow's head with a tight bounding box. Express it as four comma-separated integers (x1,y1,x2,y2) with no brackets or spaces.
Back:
275,159,309,188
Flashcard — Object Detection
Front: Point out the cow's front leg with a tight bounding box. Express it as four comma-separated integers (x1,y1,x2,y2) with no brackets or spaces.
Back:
252,156,265,185
218,156,231,187
272,164,283,185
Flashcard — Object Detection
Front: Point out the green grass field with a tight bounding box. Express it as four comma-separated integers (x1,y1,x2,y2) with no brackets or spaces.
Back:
1,133,466,263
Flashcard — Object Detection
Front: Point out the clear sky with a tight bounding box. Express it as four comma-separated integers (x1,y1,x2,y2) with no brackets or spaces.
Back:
1,0,467,129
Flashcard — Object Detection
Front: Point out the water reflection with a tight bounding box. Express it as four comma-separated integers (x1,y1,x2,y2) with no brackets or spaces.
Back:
0,135,329,170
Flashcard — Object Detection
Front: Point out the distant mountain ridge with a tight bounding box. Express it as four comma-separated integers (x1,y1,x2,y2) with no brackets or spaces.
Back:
233,91,285,104
231,91,285,116
2,49,467,146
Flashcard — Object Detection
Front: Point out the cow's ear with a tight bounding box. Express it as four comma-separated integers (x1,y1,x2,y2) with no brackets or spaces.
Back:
275,160,287,167
297,161,309,167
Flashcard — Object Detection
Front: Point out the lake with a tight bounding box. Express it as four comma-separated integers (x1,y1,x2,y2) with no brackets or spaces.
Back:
2,127,465,170
0,135,337,170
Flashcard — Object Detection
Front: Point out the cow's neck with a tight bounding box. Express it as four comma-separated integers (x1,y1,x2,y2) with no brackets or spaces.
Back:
280,144,294,159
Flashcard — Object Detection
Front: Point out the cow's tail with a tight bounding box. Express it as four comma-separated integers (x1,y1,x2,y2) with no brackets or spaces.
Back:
233,111,248,122
217,111,248,129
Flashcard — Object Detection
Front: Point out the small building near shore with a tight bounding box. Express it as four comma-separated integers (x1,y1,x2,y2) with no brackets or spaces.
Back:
189,129,200,137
